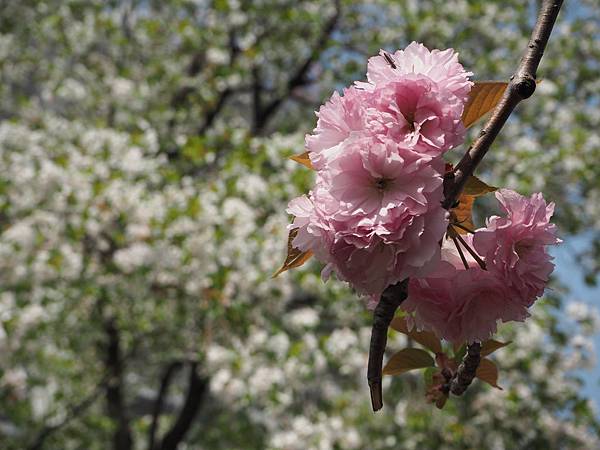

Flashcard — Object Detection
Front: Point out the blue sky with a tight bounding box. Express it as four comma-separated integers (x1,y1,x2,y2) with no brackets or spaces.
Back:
552,234,600,407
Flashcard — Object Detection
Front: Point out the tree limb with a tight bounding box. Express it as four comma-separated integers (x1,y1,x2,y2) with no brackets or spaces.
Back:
147,361,184,450
251,0,341,135
367,0,564,411
157,362,208,450
104,318,133,450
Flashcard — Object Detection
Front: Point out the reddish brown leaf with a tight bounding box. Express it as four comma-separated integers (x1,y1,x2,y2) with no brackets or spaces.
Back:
290,151,314,170
272,228,313,277
451,175,497,234
383,348,435,376
390,316,442,353
476,358,502,389
480,340,512,357
462,81,508,128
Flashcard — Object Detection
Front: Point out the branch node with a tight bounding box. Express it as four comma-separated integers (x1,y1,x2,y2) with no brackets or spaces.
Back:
515,76,536,99
450,342,481,396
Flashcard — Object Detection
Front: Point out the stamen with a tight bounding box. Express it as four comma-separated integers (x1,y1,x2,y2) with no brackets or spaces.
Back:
374,177,392,191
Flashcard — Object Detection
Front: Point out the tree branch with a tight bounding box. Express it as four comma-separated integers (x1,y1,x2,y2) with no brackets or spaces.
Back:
442,0,564,209
157,362,208,450
148,361,184,450
104,318,133,450
367,0,563,411
251,0,341,135
367,279,409,412
449,342,481,396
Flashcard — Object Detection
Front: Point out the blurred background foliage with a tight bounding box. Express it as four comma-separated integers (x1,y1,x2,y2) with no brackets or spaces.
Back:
1,0,600,449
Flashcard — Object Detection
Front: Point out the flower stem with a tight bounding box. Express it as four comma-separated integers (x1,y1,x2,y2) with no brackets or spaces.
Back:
453,230,487,270
451,235,470,270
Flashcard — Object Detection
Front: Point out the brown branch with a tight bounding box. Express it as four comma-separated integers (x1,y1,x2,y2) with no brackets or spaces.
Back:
367,0,563,411
157,362,208,450
449,342,482,396
251,0,341,135
148,361,184,450
442,0,564,209
367,279,409,411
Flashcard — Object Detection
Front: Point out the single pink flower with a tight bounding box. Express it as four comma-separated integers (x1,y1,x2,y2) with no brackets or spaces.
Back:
306,43,472,170
402,190,560,344
363,76,466,156
288,137,448,302
403,236,530,344
473,189,561,307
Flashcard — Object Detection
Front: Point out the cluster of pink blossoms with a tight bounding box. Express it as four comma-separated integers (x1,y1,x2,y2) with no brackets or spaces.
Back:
404,189,560,343
287,42,559,344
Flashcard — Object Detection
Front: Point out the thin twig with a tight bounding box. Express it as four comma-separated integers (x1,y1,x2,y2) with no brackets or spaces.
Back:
252,0,341,134
28,376,109,450
442,0,564,209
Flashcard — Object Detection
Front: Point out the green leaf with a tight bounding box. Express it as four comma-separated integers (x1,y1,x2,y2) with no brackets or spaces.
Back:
383,348,435,376
480,340,512,357
476,358,502,389
390,316,442,353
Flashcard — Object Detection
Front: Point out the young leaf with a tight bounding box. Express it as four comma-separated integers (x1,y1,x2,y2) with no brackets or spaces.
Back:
476,358,502,389
383,348,435,376
290,151,314,170
451,175,497,234
480,340,512,357
462,81,508,128
390,316,442,353
272,228,313,277
452,193,476,234
462,175,497,197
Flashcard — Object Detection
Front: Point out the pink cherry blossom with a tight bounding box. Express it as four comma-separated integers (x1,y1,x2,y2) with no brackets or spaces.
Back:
363,77,466,156
402,190,559,344
288,137,448,302
305,43,472,169
362,41,474,102
473,189,561,307
404,259,513,344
